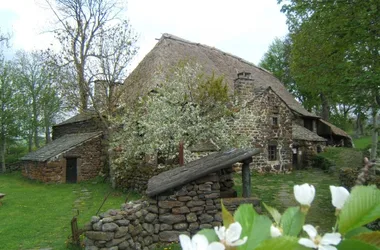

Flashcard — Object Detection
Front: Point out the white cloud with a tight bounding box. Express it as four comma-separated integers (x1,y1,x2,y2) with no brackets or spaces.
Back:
0,0,288,64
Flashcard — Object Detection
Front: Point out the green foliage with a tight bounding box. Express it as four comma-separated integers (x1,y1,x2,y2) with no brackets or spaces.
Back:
337,239,379,250
233,204,272,250
255,236,308,250
311,155,334,172
280,207,305,237
278,0,380,122
338,185,380,234
263,202,281,225
221,201,235,228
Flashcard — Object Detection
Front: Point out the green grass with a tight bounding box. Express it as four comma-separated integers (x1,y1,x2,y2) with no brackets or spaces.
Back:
353,135,379,149
235,169,340,233
0,172,140,250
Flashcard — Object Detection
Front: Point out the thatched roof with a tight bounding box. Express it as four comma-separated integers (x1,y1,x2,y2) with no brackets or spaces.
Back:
54,112,97,127
319,119,351,138
146,148,260,197
292,124,327,142
21,132,102,162
123,33,318,118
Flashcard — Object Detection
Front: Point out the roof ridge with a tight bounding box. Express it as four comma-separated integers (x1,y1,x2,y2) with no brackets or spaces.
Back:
161,33,279,79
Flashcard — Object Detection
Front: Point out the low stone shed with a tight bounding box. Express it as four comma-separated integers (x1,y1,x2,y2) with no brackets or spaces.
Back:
85,148,261,250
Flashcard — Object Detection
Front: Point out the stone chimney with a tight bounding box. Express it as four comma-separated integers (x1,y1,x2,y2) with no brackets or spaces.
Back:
234,71,254,101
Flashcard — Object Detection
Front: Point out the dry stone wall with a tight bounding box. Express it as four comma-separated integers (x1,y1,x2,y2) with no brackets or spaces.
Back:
84,170,261,250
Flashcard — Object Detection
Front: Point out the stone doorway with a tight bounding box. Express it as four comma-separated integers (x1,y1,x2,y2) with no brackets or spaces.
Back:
66,158,78,183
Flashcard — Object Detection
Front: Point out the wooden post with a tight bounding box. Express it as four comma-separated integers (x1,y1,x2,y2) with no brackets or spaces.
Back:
179,141,184,166
242,158,252,198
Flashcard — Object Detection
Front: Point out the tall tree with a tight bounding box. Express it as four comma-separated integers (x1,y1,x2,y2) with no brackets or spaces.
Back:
14,50,63,149
279,0,380,156
0,57,21,172
45,0,138,113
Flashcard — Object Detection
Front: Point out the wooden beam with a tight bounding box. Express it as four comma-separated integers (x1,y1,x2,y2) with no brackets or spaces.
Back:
242,158,252,198
146,148,260,197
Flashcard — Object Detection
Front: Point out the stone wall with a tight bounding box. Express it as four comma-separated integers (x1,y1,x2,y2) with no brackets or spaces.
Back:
22,137,103,183
115,165,176,193
22,161,64,183
234,78,293,173
85,170,261,250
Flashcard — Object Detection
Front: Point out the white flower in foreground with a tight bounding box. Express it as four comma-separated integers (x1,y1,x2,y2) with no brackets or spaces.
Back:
330,186,350,210
299,224,341,250
294,183,315,206
179,234,225,250
270,224,282,238
214,222,248,247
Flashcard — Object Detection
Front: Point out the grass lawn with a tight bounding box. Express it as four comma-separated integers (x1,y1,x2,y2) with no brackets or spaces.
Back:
353,135,380,149
235,168,341,233
0,172,139,250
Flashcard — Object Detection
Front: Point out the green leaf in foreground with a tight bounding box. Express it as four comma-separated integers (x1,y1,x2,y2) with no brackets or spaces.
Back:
352,231,380,248
337,239,379,250
344,227,371,239
281,206,305,236
197,229,219,243
221,200,234,228
263,202,281,224
234,204,271,250
339,185,380,234
255,236,309,250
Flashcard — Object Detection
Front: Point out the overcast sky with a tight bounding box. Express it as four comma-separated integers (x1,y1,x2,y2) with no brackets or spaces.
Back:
0,0,289,68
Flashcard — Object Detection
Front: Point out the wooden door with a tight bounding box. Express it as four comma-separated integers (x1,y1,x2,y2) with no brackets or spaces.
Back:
66,158,77,183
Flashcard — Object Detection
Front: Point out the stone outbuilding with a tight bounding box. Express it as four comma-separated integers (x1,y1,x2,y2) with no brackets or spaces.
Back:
21,111,106,183
84,149,261,250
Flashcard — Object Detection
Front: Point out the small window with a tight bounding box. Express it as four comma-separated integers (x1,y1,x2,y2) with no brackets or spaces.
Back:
272,105,279,114
268,145,277,161
272,117,278,126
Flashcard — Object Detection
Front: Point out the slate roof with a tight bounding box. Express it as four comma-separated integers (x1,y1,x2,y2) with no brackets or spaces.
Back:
21,132,102,162
319,119,351,138
123,33,318,118
146,148,260,197
54,112,97,127
292,124,327,142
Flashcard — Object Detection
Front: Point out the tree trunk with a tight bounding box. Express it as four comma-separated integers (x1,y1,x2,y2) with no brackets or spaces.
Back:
28,131,33,152
320,93,330,121
370,107,378,160
355,112,363,138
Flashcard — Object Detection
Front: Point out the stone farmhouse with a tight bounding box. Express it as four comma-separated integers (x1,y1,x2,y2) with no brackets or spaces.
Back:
20,33,352,183
122,33,352,172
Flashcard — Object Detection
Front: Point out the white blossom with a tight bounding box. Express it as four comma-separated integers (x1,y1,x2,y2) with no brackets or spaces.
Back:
179,234,225,250
299,224,341,250
270,224,282,238
214,222,248,247
294,183,315,206
329,186,350,210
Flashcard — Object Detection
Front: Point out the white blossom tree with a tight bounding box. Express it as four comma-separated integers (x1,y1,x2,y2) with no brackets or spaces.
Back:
111,62,248,180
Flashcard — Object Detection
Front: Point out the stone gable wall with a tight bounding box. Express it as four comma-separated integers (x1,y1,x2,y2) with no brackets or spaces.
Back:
84,169,261,250
52,118,103,140
22,137,103,183
234,82,293,173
